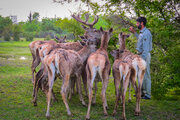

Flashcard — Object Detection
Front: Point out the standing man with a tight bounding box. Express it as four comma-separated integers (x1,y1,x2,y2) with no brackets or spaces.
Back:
129,17,152,99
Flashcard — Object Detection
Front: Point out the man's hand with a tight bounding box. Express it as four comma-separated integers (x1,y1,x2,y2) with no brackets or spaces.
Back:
129,26,135,33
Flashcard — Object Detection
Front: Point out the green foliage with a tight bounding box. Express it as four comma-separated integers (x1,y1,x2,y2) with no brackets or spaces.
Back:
23,32,34,41
23,20,40,32
12,24,22,41
0,16,12,41
56,17,84,40
44,34,51,40
2,25,12,41
32,12,40,21
0,16,12,37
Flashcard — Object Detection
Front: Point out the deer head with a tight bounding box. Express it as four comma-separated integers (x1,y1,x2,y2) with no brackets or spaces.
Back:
118,32,130,51
98,27,113,50
110,49,119,60
79,35,97,50
54,35,66,43
72,13,101,45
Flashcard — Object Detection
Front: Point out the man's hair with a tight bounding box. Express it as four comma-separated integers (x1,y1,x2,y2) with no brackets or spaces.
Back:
136,17,147,26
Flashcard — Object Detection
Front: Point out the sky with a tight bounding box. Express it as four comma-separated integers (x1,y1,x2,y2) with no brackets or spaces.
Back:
0,0,91,22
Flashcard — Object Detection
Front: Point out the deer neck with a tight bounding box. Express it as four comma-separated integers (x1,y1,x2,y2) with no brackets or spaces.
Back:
119,38,125,51
100,32,109,50
78,46,92,63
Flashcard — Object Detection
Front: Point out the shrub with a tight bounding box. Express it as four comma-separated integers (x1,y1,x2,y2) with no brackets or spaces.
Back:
44,34,51,40
12,24,21,41
24,32,34,41
2,25,12,41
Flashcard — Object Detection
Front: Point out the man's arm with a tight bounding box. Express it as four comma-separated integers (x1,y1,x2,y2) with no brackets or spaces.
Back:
134,32,139,39
141,35,150,60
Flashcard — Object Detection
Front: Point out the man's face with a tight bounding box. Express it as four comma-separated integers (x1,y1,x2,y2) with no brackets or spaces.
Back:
136,22,140,27
136,22,144,30
136,21,142,30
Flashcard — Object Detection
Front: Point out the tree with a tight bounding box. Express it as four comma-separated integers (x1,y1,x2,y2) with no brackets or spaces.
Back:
0,16,12,38
28,11,32,23
12,24,22,41
33,12,40,21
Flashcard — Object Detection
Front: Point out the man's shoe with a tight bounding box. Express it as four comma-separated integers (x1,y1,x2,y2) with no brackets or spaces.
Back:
141,96,151,100
133,94,145,97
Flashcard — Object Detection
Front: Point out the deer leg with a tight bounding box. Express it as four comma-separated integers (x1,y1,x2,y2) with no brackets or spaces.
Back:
45,66,55,119
68,79,72,100
82,71,88,97
112,77,120,116
92,80,98,105
122,72,130,120
33,69,45,106
51,89,58,103
76,74,86,106
135,69,145,116
128,82,132,103
61,74,71,116
31,55,36,83
86,80,93,120
86,65,96,120
31,57,41,84
101,70,109,116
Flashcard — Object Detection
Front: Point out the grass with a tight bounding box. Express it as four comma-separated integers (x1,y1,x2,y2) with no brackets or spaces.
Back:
0,41,180,120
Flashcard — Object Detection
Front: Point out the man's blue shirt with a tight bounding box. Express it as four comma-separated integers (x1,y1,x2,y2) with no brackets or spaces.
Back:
134,27,152,60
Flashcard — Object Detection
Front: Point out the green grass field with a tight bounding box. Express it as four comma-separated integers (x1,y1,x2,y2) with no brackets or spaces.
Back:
0,41,179,120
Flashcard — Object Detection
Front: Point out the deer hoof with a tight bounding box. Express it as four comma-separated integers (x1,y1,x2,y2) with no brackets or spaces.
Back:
85,115,90,120
104,112,108,116
46,113,50,120
33,101,37,106
112,110,117,116
134,111,140,116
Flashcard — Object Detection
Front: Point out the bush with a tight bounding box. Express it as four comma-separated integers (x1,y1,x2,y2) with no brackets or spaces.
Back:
2,25,12,41
12,24,21,41
44,34,51,40
13,33,20,41
24,32,34,41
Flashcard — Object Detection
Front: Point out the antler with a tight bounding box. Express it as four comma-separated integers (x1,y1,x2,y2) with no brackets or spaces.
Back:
72,13,99,28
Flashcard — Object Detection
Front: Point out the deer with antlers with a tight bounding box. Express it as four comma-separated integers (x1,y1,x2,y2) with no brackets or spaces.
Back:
85,27,113,119
32,13,102,107
111,33,146,120
32,13,101,95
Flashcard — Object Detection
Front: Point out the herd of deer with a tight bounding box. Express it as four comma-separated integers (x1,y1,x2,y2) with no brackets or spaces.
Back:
29,14,146,120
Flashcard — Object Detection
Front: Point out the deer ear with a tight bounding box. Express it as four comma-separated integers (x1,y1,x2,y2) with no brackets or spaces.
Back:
63,35,66,40
109,28,113,34
100,27,104,35
100,27,103,32
77,40,86,47
126,34,130,38
81,25,88,30
54,35,59,40
78,35,87,42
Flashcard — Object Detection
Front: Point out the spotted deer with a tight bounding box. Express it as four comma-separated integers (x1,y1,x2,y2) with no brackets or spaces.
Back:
111,33,146,120
32,35,96,105
29,35,67,83
32,13,101,98
44,38,97,118
85,27,113,119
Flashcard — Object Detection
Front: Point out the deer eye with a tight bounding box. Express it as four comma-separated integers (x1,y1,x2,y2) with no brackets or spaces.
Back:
93,29,98,32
